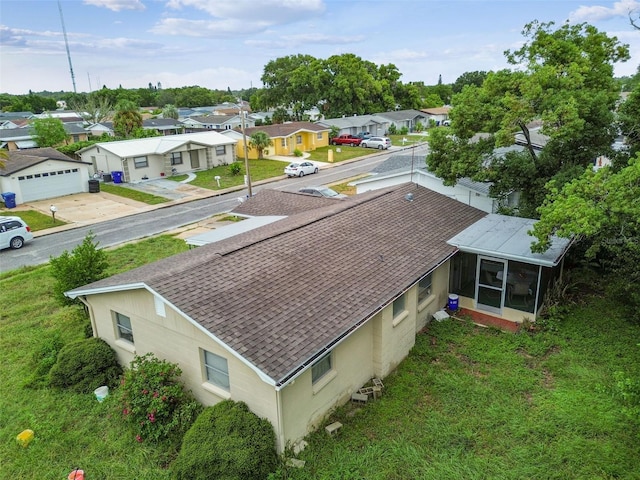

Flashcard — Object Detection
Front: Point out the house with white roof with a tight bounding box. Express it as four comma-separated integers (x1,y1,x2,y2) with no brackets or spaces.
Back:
77,131,237,183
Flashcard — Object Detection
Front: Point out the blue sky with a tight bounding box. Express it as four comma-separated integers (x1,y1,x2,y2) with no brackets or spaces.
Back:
1,0,639,96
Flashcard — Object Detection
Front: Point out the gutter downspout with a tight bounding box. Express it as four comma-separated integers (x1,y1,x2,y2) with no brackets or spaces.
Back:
275,387,286,453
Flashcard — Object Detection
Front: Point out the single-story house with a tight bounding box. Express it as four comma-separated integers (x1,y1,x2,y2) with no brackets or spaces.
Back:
88,119,185,137
181,113,255,132
420,106,452,126
0,148,92,204
65,183,571,452
375,109,431,132
77,131,237,183
352,154,518,213
0,127,38,150
240,122,330,158
316,115,389,137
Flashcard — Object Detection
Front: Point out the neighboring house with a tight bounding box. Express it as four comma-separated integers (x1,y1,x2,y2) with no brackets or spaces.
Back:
181,114,254,131
0,120,20,130
0,127,38,150
352,154,518,213
316,115,389,137
240,122,330,158
86,123,114,137
421,106,452,126
376,109,431,132
142,118,185,136
0,111,34,121
63,123,90,144
77,131,237,182
66,183,571,452
65,184,487,452
0,147,92,204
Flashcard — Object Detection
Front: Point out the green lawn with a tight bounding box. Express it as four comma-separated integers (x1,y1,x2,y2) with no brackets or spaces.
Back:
1,235,638,479
1,210,67,231
168,159,287,190
100,183,172,205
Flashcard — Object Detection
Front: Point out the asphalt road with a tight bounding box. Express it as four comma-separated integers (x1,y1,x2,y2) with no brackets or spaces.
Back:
1,145,428,273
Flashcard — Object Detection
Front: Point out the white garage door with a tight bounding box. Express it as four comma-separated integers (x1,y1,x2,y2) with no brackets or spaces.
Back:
18,168,83,202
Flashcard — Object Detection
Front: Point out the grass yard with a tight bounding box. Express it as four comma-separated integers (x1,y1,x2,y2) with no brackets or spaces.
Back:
1,234,638,479
168,159,287,190
1,210,67,231
100,183,172,205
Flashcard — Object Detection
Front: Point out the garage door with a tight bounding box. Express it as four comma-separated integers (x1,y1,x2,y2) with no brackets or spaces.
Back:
18,168,83,202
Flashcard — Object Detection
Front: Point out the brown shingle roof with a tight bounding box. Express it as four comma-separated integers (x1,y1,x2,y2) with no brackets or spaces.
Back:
71,184,486,384
243,121,328,138
0,147,90,175
232,189,345,216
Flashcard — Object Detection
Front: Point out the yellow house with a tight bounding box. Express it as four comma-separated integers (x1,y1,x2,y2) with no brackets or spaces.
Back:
238,121,330,159
66,185,493,452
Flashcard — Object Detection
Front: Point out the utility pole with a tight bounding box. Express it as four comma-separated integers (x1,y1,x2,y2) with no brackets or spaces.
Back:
58,0,77,93
238,101,252,197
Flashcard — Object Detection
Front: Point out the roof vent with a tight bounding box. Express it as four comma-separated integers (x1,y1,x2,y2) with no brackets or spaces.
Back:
404,193,414,202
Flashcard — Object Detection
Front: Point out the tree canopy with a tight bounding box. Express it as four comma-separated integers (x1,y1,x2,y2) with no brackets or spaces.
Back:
427,21,630,217
113,99,143,138
30,117,68,147
247,131,273,159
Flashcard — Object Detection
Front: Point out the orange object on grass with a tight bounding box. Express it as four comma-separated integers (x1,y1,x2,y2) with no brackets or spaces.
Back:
68,468,85,480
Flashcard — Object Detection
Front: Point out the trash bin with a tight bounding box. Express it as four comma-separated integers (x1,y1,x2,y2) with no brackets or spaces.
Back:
88,179,100,193
111,171,123,184
102,173,112,183
1,192,16,208
447,294,459,311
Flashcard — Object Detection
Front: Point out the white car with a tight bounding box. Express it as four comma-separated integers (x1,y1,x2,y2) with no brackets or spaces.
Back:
299,186,347,199
284,161,318,177
361,136,392,150
0,216,34,250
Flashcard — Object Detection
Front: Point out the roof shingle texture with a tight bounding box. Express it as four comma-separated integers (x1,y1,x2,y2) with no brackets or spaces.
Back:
1,147,88,175
74,184,486,385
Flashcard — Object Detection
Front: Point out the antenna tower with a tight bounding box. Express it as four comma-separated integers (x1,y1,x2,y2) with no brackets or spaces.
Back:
57,0,77,93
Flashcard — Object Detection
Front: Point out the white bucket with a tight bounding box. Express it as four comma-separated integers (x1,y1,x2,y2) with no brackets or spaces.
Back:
94,386,109,402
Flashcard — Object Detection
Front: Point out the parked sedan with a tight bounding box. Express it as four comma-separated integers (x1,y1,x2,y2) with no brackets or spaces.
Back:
284,161,318,177
361,136,392,150
0,216,34,250
299,186,347,199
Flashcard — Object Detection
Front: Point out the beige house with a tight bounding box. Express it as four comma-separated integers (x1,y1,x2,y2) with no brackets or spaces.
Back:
67,184,570,451
77,131,237,183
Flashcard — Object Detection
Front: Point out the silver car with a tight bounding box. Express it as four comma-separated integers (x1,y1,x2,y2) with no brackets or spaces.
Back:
361,136,392,150
0,216,34,250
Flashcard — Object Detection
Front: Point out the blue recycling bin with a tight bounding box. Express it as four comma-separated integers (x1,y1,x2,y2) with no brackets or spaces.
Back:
111,171,123,184
1,192,16,208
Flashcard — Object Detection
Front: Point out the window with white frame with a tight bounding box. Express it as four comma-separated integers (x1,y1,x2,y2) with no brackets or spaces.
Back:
281,138,286,147
215,145,226,155
115,312,134,343
296,135,302,144
393,294,406,318
133,156,148,168
311,352,332,384
317,132,323,140
203,350,230,390
418,273,433,303
170,152,183,165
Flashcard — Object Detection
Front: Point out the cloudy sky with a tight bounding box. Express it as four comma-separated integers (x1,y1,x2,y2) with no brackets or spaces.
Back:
1,0,639,95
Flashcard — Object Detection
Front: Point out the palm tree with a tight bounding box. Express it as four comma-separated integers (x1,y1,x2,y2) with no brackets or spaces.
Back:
113,100,143,138
248,131,274,159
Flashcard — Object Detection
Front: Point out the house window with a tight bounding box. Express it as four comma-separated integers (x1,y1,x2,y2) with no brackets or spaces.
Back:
203,350,230,390
393,295,406,318
215,145,226,155
311,352,332,384
115,312,134,343
281,138,286,147
296,135,302,144
133,156,148,168
170,152,183,165
317,132,323,140
418,274,433,303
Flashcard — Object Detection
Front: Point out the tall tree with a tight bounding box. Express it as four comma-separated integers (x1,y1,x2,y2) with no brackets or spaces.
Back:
113,100,143,138
71,93,114,123
248,131,273,159
427,21,630,217
617,83,640,157
162,104,179,120
30,117,68,147
452,71,488,93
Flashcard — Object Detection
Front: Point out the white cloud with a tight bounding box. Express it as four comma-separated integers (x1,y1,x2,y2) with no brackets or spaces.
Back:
165,0,324,24
150,17,270,37
570,0,640,22
83,0,146,12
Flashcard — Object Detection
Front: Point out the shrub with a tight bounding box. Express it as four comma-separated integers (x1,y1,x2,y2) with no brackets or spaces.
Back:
24,332,66,389
388,124,397,135
49,338,122,393
293,148,303,157
172,400,277,480
50,232,108,306
399,126,409,135
119,353,202,445
228,162,242,175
